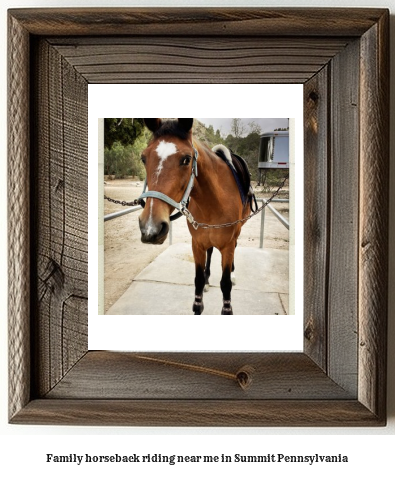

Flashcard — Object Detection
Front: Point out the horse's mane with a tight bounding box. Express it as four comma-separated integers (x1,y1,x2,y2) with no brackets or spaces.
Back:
151,119,190,140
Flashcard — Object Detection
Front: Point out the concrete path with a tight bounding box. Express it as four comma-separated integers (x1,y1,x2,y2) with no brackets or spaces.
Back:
106,243,289,315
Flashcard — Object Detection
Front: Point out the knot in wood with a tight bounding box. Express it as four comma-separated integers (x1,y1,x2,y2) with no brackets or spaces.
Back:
236,365,255,390
304,322,314,341
308,90,319,103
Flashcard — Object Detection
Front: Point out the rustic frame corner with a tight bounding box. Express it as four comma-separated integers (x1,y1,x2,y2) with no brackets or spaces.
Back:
8,7,389,426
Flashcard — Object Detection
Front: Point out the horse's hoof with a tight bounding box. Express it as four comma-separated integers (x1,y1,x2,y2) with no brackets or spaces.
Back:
193,304,204,315
221,306,233,315
221,300,233,315
193,296,204,315
204,283,210,292
221,300,233,314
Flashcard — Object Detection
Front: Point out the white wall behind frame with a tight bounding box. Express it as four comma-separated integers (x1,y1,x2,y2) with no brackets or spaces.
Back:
1,0,394,446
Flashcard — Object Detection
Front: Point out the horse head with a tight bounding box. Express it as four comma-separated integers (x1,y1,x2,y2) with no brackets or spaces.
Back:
139,118,194,244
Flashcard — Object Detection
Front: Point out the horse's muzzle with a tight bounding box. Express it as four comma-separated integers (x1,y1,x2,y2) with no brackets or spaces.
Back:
139,219,169,245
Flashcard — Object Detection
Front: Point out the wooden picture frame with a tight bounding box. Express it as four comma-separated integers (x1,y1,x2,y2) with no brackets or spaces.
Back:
8,8,389,426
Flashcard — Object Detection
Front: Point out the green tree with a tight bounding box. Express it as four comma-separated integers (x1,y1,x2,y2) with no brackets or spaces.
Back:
248,121,261,135
195,121,223,146
230,118,246,139
104,118,149,180
104,118,145,149
104,141,147,180
220,130,261,181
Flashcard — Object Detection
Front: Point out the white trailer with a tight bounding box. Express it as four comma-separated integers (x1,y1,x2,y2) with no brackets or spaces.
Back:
257,130,289,185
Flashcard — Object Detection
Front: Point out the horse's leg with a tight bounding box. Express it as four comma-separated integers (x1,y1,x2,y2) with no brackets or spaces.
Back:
231,242,237,285
204,246,213,292
192,240,206,315
231,261,236,286
220,245,236,315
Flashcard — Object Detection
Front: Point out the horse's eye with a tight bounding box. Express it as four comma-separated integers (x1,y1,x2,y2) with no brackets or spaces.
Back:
180,155,191,166
141,155,146,164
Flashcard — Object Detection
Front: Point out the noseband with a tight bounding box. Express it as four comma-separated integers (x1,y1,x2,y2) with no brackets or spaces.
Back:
137,145,198,222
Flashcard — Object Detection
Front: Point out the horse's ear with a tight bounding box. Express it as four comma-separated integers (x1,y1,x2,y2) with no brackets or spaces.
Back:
178,118,194,133
144,118,162,133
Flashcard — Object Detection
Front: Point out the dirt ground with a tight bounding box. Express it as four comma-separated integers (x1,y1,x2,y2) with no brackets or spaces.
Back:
104,178,289,313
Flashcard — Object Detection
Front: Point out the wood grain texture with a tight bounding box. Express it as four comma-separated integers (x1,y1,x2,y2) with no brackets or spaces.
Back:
46,352,353,400
7,7,389,426
30,39,88,397
358,12,389,421
8,13,31,421
8,7,387,37
11,399,383,427
303,67,330,371
327,39,360,396
49,37,350,84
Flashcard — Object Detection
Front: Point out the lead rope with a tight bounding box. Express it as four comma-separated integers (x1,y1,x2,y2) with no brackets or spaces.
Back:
103,195,142,207
104,174,288,230
180,174,288,230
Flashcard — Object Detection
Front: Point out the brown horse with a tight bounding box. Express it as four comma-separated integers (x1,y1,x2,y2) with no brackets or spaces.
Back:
138,118,253,315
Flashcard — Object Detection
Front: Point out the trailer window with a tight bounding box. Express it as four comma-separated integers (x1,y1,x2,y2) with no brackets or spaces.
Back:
272,136,289,163
259,137,274,163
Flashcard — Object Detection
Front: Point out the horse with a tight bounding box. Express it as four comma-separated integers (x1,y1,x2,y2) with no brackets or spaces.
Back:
138,118,254,315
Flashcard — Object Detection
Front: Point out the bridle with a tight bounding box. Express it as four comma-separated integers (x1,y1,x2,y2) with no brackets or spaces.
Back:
137,144,198,222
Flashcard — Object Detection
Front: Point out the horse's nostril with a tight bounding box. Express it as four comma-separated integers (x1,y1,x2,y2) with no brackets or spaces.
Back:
158,221,169,239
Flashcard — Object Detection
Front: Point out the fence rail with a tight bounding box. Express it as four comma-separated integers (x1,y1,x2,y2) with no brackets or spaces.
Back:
104,205,142,222
257,198,289,248
104,198,289,248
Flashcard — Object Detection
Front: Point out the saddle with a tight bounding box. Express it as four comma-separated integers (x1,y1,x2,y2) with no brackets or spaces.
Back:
213,145,258,212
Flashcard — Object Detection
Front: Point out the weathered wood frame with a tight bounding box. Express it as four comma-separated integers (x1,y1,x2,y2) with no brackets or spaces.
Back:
8,8,389,426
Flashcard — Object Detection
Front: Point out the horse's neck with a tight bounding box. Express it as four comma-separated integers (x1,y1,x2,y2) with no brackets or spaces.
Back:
192,144,223,205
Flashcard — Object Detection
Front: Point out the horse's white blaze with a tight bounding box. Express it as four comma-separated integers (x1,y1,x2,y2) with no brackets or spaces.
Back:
154,140,177,182
146,199,155,235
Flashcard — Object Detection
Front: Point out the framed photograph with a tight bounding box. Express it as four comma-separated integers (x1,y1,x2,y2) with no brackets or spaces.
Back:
90,87,303,352
8,8,389,426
